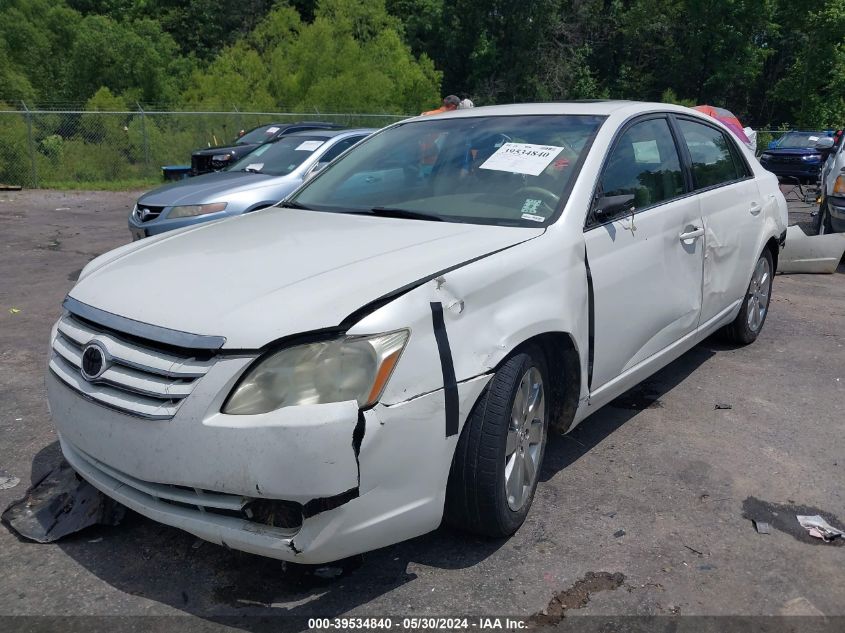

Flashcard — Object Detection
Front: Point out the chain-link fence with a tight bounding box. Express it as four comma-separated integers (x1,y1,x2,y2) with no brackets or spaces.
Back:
0,103,797,188
0,104,407,188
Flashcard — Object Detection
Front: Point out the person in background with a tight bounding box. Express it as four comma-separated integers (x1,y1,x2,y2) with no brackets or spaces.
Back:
421,95,460,116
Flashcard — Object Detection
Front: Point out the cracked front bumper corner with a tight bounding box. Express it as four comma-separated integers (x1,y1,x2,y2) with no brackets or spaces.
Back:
49,367,492,564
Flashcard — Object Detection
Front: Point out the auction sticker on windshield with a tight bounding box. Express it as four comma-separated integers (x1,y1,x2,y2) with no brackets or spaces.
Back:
296,140,324,151
480,143,564,176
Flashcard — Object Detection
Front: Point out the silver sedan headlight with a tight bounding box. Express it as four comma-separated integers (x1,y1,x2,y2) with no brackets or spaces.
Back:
223,331,409,414
168,202,227,219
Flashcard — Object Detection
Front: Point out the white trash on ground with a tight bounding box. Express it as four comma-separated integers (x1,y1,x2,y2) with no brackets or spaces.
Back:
797,515,844,542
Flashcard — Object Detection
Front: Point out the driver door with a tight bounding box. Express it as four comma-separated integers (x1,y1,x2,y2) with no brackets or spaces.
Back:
584,116,704,392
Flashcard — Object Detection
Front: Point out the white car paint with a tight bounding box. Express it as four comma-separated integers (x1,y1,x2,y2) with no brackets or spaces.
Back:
47,101,787,563
821,135,845,232
822,135,845,196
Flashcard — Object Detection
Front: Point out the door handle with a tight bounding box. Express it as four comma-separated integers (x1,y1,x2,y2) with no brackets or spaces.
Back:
749,202,762,216
679,226,704,241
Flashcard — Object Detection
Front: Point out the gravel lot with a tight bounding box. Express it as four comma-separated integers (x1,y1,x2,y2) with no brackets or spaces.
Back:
1,188,843,629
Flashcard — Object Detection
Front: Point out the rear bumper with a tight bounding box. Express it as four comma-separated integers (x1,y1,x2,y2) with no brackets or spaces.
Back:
48,368,491,563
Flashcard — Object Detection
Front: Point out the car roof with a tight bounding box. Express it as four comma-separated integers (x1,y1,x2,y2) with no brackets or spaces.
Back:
263,121,342,128
281,128,376,139
416,100,701,120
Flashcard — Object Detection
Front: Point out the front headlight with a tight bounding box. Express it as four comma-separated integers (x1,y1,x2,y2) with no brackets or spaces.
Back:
223,330,409,415
760,153,772,161
802,153,822,162
168,202,227,218
212,153,232,162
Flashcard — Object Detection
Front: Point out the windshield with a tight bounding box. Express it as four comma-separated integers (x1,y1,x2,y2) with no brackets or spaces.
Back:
291,115,605,226
778,132,828,149
227,136,326,176
235,124,285,145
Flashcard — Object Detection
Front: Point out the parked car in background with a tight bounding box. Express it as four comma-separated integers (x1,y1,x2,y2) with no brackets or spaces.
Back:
191,121,343,175
816,130,845,234
759,130,834,181
130,129,373,238
50,102,786,564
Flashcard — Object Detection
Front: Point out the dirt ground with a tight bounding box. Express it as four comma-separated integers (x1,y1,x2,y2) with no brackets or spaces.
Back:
0,189,843,630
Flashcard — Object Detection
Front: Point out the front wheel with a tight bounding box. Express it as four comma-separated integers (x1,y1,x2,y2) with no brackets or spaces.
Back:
445,349,549,537
722,248,774,345
815,199,834,235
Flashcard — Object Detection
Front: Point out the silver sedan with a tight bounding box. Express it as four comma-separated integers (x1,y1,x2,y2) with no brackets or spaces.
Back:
128,129,374,239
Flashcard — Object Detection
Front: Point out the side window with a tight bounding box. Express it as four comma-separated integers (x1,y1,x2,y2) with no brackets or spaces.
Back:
319,136,363,163
597,118,685,217
677,120,744,189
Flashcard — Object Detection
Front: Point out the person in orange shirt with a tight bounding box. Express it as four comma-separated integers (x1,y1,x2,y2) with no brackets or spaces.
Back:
421,95,460,116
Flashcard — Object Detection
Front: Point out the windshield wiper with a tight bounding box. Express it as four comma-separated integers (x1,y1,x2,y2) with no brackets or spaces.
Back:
367,207,444,222
278,200,312,210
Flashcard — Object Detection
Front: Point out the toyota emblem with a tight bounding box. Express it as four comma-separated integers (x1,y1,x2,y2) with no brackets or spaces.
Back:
80,343,108,381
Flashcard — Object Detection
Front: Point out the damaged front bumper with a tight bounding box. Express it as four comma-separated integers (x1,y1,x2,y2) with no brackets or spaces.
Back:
47,368,490,563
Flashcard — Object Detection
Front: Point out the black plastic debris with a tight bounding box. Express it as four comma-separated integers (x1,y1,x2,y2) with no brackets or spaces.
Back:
715,403,732,410
613,529,626,538
1,460,125,543
313,565,344,579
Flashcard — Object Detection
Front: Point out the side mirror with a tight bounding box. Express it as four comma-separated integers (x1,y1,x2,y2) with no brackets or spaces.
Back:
593,193,635,222
816,137,835,158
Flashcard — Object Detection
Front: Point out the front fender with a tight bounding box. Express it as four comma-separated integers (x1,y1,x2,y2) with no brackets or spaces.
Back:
346,231,589,407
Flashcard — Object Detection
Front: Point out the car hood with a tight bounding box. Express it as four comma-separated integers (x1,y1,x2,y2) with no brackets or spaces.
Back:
765,147,822,155
193,143,258,157
69,208,544,348
138,171,281,206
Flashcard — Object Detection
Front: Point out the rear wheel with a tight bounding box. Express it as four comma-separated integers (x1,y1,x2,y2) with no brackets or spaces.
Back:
445,349,549,537
722,249,774,345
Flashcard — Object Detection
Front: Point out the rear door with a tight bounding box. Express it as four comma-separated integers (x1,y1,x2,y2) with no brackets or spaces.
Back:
673,117,762,325
584,116,704,391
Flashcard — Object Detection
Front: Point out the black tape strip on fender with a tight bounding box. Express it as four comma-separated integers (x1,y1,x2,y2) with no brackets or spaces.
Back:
430,302,459,437
585,247,595,392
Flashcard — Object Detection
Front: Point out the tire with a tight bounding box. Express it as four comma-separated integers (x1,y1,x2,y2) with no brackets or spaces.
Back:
722,248,774,345
815,199,834,235
444,348,549,537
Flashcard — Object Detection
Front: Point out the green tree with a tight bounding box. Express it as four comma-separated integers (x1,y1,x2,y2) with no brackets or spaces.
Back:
66,15,189,104
766,0,845,127
183,0,441,113
0,0,81,102
68,0,279,61
0,43,36,102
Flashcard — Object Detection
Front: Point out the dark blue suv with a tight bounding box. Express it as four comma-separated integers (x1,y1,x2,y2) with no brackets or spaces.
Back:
759,131,834,181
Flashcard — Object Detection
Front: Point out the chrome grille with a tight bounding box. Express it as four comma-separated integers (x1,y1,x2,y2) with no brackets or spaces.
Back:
135,204,164,223
49,314,214,420
769,155,803,164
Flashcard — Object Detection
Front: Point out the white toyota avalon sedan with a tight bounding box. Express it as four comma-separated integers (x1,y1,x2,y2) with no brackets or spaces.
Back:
47,102,787,563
